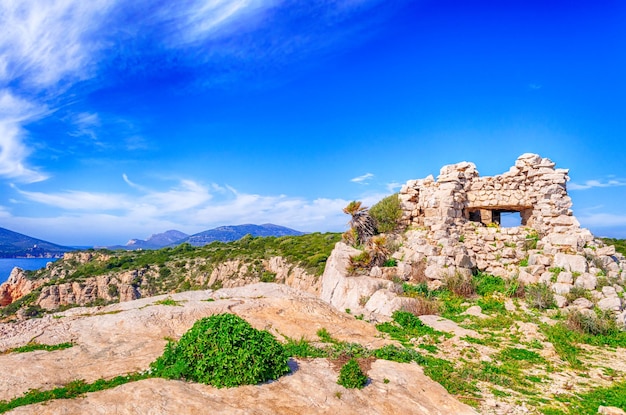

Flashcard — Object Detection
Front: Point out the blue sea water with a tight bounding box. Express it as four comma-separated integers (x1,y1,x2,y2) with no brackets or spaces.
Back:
0,258,59,284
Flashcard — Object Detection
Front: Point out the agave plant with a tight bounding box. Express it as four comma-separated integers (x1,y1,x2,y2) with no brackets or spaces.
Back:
343,201,378,246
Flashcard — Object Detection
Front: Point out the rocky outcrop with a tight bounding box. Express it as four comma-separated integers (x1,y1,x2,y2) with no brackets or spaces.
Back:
1,254,321,313
320,243,394,314
0,268,49,306
266,256,320,294
0,284,477,415
317,154,625,323
36,274,140,310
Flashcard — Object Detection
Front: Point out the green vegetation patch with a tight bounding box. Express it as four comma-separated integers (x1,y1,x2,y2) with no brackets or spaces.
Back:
2,342,73,355
369,193,402,234
376,310,446,346
153,297,185,306
0,373,148,414
541,380,626,415
150,313,290,388
337,358,368,389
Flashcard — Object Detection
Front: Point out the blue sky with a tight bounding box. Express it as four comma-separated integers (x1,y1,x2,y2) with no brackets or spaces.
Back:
0,0,625,246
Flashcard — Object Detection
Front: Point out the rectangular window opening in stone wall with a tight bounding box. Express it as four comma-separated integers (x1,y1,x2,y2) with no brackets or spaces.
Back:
466,208,531,227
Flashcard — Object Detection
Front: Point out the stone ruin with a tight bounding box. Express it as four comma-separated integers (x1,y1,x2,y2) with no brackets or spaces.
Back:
399,153,588,247
322,153,624,320
390,153,625,307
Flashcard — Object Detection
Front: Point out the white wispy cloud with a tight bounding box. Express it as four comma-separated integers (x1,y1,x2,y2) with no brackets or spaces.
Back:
351,172,374,183
0,0,113,182
569,179,626,191
577,213,626,228
0,0,113,89
386,182,402,193
12,185,131,211
0,0,387,183
68,112,101,142
3,178,356,245
0,91,49,182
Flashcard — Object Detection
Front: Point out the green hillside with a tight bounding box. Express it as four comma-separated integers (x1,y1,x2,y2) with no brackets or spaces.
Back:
0,227,72,258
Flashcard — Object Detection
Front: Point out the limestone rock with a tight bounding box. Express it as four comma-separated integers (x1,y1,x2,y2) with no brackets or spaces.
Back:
0,268,48,307
552,283,572,295
602,286,618,299
575,274,597,290
320,243,391,313
598,406,626,415
597,297,622,312
461,305,488,318
571,298,594,309
556,271,573,284
364,289,406,316
0,284,477,415
554,294,568,308
553,253,588,274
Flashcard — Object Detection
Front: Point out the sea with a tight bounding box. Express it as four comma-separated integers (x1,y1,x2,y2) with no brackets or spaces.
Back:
0,258,59,285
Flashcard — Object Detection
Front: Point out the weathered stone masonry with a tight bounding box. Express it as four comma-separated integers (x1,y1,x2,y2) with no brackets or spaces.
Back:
393,154,624,294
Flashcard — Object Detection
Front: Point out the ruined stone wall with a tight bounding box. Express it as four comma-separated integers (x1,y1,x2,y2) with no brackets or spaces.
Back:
399,153,590,249
392,154,625,300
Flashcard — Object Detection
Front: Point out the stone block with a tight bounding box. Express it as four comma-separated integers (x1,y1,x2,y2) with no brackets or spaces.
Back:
553,253,588,274
597,297,622,312
602,286,618,299
597,245,616,256
518,269,539,284
554,294,568,308
556,271,573,284
571,298,593,309
538,272,553,284
574,274,597,290
455,254,474,268
552,283,572,295
425,264,445,280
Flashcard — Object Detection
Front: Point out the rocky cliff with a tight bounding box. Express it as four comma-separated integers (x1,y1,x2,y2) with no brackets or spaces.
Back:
0,249,322,316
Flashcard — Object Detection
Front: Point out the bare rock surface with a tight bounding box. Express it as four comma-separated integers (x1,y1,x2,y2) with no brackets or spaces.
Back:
0,283,476,415
7,360,476,415
418,314,479,338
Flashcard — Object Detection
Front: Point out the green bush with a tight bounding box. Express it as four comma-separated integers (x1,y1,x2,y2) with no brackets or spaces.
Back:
566,309,620,336
260,271,277,283
369,194,402,234
337,358,368,389
150,313,290,388
525,283,555,310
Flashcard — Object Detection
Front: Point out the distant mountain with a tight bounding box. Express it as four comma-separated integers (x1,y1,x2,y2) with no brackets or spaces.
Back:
0,227,74,258
103,230,189,250
178,224,305,247
125,230,189,250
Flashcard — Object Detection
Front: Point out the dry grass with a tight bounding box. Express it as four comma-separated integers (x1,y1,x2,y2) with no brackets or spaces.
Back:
444,272,476,297
401,297,440,316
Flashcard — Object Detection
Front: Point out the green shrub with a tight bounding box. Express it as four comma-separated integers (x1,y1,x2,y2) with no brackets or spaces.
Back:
283,337,327,358
477,294,506,313
525,283,555,310
383,258,397,267
566,309,619,336
150,313,290,388
337,359,368,389
260,271,277,283
348,251,371,274
369,194,402,234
